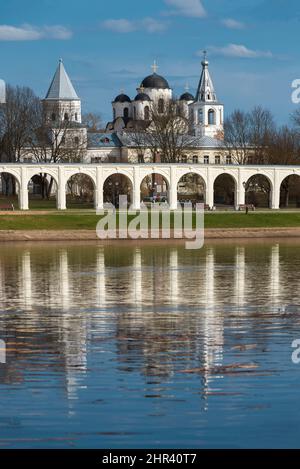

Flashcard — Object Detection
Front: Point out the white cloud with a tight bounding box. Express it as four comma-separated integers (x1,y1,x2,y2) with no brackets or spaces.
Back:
0,24,72,41
221,18,245,30
164,0,206,18
102,19,136,34
204,44,273,59
102,18,168,34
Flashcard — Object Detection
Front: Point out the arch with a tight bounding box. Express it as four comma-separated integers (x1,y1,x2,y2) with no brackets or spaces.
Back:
144,106,150,120
158,98,164,114
279,174,300,209
140,172,169,205
65,172,96,209
123,107,129,119
213,173,237,208
177,172,206,206
208,109,216,125
198,108,203,124
245,174,273,208
27,172,58,210
103,173,133,208
0,171,21,209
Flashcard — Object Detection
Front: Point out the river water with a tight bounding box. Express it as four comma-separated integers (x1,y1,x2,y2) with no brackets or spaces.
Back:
0,240,299,449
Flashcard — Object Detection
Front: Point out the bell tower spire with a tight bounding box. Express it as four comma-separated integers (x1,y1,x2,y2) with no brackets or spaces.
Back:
189,55,224,139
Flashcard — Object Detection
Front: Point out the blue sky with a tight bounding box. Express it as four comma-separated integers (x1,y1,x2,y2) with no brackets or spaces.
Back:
0,0,300,124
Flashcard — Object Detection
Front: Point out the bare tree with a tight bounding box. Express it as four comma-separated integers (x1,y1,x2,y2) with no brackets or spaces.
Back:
131,100,197,163
0,85,41,163
223,106,275,164
27,109,87,199
82,112,103,131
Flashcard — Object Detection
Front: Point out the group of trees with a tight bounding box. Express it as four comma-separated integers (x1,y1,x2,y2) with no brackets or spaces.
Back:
0,84,102,199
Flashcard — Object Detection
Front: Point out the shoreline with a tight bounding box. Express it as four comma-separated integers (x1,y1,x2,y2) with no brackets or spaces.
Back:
0,227,300,242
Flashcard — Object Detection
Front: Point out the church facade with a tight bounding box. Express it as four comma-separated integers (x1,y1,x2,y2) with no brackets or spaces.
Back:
23,56,231,166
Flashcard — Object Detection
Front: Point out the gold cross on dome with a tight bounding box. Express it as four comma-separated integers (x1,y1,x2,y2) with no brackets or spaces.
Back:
151,60,158,73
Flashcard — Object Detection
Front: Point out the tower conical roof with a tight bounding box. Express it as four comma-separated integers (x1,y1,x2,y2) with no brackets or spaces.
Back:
45,59,79,100
195,57,217,103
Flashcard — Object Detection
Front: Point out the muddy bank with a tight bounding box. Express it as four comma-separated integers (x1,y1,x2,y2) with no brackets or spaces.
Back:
0,227,300,242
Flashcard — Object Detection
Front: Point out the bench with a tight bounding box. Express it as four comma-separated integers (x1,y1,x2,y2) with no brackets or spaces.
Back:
0,203,14,211
238,204,255,212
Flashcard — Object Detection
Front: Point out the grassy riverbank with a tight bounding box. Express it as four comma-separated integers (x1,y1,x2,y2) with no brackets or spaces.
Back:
1,212,300,230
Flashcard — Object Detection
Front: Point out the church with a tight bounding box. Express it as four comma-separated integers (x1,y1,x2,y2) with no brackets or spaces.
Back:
33,55,229,166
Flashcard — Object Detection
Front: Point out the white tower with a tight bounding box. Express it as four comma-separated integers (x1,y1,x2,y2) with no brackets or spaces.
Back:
190,53,224,139
43,59,82,125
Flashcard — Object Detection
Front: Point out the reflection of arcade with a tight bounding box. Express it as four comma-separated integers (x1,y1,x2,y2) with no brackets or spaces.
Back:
0,243,285,404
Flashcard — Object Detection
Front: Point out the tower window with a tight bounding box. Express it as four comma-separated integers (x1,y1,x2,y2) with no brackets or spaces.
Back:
198,109,203,124
144,106,150,120
226,155,232,165
215,155,221,164
158,99,164,114
75,113,78,121
208,109,216,125
193,155,198,164
124,107,129,119
204,155,209,164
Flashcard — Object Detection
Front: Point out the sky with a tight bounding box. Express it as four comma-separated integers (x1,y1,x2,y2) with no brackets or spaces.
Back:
0,0,300,125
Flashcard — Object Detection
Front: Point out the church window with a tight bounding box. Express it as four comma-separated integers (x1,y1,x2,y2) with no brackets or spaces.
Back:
204,155,209,164
215,155,221,164
193,155,198,164
158,99,164,114
75,113,78,121
144,106,150,120
124,107,129,119
74,137,79,146
61,136,66,145
51,113,56,121
208,109,216,125
64,113,69,121
198,109,203,124
226,155,232,165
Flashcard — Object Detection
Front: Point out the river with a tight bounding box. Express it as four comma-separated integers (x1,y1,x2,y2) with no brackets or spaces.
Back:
0,240,299,448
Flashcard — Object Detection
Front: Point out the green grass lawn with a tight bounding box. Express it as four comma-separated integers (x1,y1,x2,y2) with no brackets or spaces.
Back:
1,212,300,230
0,196,94,211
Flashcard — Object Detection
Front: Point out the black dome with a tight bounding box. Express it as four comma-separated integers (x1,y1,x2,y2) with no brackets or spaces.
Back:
180,92,194,101
113,94,131,103
141,73,170,89
134,93,151,101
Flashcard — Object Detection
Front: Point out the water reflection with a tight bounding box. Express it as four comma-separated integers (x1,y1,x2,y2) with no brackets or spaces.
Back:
0,241,300,448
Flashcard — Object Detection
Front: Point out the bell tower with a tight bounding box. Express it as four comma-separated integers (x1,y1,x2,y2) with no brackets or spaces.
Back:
43,59,82,125
190,53,224,139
